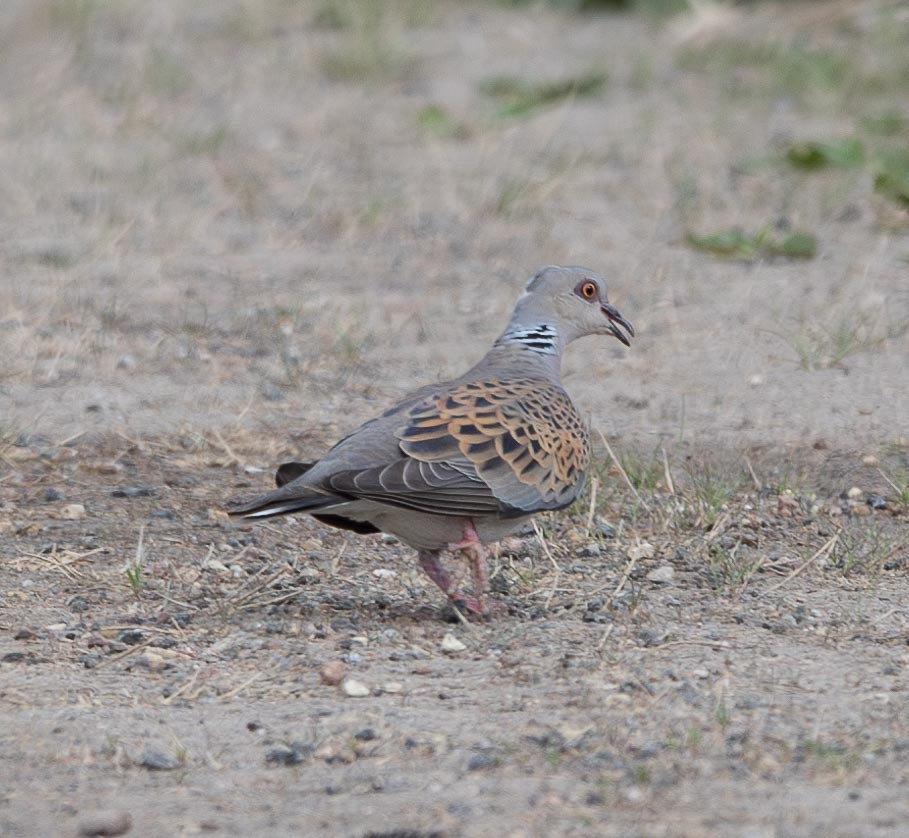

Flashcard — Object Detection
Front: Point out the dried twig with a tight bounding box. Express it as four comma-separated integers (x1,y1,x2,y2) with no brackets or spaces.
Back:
760,534,839,596
661,446,675,495
585,474,599,535
596,428,650,511
532,520,561,610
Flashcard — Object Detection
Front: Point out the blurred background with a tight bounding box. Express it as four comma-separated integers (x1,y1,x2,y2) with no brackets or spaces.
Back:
1,0,907,462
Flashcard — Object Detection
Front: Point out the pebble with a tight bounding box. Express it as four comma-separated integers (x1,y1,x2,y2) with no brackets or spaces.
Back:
867,494,887,510
646,565,675,583
60,503,86,520
43,487,63,502
578,542,602,558
441,633,467,653
627,542,655,561
381,682,403,694
319,661,345,685
265,742,313,765
341,678,370,698
595,518,617,538
136,651,166,671
139,748,181,771
111,487,156,498
372,568,397,579
847,486,863,499
77,810,132,836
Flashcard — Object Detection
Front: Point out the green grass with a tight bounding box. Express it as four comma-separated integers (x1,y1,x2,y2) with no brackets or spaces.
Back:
706,542,763,592
830,525,898,576
873,149,909,207
776,312,900,372
480,70,607,118
686,227,817,261
685,462,738,529
785,139,865,170
416,105,469,139
319,1,423,82
678,40,856,103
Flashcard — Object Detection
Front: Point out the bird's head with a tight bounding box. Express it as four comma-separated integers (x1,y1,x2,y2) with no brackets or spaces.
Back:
509,265,634,347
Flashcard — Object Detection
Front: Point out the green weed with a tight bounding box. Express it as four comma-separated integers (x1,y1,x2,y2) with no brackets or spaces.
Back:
480,71,607,118
686,227,817,261
785,139,865,170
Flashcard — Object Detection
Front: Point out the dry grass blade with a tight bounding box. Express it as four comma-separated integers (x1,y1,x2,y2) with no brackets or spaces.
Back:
760,533,839,596
90,639,155,670
661,446,675,495
596,428,650,512
218,672,264,702
532,519,562,610
585,474,599,534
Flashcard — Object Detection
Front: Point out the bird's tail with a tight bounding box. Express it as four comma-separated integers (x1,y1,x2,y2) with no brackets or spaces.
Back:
228,462,336,520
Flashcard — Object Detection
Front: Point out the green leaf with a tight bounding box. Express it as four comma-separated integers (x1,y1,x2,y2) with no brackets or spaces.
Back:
785,138,865,170
873,150,909,206
686,229,758,259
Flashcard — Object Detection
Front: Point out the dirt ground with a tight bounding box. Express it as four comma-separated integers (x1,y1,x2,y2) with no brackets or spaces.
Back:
1,1,908,836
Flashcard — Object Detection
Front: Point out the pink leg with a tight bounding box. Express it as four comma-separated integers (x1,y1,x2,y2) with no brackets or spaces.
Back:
447,519,495,614
418,550,483,614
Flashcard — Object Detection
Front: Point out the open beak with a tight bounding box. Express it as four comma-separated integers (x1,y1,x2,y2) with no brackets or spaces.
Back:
601,302,634,347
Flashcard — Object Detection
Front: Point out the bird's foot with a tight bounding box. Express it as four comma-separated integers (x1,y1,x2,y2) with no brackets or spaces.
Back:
419,546,498,617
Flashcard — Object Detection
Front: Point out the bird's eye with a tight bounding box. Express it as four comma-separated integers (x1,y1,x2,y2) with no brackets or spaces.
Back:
576,281,598,301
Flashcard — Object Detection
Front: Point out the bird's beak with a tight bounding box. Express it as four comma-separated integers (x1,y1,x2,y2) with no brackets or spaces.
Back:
601,302,634,346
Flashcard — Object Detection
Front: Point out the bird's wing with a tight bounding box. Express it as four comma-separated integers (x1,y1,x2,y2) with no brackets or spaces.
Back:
323,457,507,518
234,379,589,520
398,377,589,512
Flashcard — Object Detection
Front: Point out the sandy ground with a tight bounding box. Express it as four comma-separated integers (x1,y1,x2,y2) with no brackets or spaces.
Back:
1,1,908,836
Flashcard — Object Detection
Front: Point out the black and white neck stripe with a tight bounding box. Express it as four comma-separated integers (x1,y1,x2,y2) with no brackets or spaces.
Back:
495,324,559,356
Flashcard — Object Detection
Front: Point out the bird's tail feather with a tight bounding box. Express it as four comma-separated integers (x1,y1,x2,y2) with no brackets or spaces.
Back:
227,487,339,520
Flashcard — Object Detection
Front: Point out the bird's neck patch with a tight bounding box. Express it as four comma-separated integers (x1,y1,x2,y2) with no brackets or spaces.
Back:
496,323,559,356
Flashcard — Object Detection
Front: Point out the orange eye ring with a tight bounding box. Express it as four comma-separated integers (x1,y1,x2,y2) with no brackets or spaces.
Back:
578,281,597,301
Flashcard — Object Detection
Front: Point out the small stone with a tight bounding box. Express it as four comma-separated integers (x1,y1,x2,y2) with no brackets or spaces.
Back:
260,382,286,402
381,681,403,694
627,542,655,560
749,374,763,386
847,486,863,499
372,568,397,579
578,542,602,558
467,751,500,771
441,633,467,653
111,486,155,498
78,810,132,836
595,518,617,538
139,748,181,771
342,678,370,697
861,454,878,466
43,487,63,502
867,494,887,510
354,728,377,741
319,660,345,686
646,565,675,583
14,628,38,640
117,630,144,646
265,742,313,765
116,355,137,370
136,651,166,671
59,503,86,520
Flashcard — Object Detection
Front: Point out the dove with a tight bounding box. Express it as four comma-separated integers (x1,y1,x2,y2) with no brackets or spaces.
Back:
229,265,633,614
